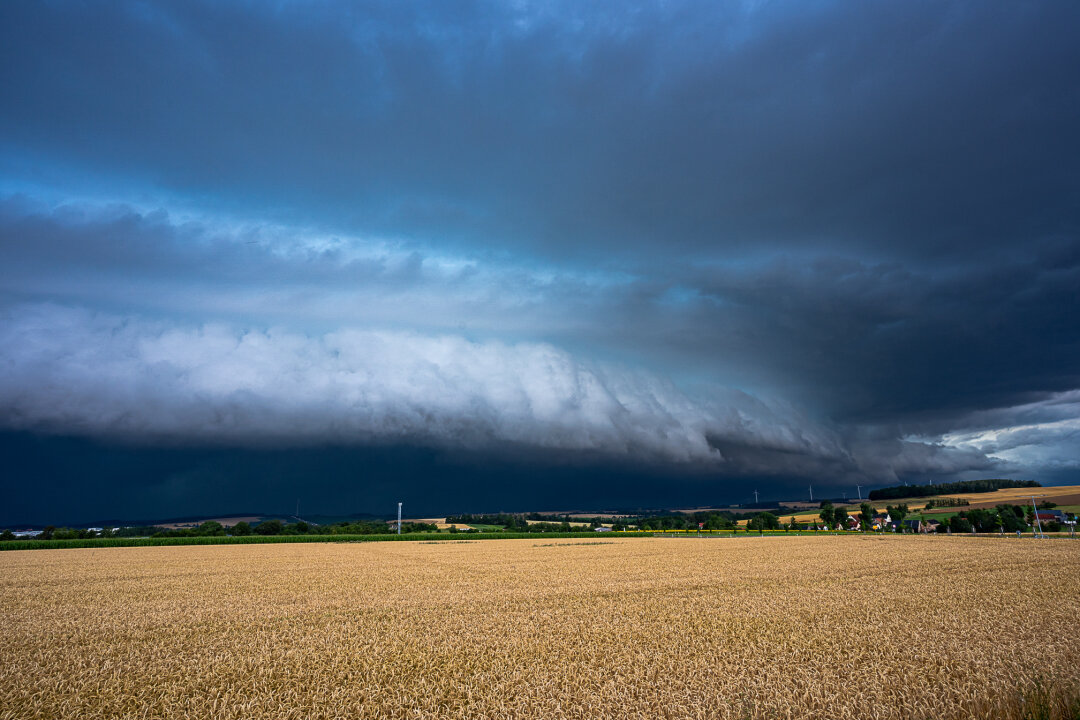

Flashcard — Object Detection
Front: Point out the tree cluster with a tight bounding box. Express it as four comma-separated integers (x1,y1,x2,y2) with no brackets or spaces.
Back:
746,512,781,531
817,502,850,529
636,512,737,531
923,497,970,509
934,504,1041,533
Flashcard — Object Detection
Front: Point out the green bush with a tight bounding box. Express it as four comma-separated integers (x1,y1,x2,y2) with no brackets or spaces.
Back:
253,519,283,535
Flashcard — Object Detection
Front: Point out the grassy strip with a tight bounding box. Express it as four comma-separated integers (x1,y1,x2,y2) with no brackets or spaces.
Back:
0,531,655,551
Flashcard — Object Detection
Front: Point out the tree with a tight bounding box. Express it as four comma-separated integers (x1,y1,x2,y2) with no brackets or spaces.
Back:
758,512,781,530
994,506,1025,533
41,526,56,540
949,515,973,533
253,519,283,535
196,521,225,536
859,503,875,531
886,504,909,524
819,502,835,528
748,513,779,532
834,509,850,530
230,521,251,536
964,509,999,533
0,529,14,541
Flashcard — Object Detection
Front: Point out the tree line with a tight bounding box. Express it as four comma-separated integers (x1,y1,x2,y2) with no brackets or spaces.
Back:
0,519,441,541
868,478,1039,501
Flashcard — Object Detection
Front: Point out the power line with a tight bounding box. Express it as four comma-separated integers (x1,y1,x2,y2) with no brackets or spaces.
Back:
1031,496,1045,539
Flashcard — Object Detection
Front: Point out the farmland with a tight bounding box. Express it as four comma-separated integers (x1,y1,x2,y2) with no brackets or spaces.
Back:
771,484,1080,525
2,537,1079,719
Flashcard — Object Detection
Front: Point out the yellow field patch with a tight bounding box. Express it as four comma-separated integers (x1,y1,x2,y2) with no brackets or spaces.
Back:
773,484,1080,521
2,537,1078,719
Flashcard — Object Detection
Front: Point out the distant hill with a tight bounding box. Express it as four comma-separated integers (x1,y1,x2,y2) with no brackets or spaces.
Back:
869,478,1040,501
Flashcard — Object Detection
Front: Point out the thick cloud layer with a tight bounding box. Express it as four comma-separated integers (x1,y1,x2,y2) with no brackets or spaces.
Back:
1,0,1078,521
0,302,1002,494
3,199,1075,429
3,1,1078,263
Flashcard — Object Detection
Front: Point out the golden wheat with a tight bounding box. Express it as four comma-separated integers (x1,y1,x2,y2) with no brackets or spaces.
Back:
2,536,1078,719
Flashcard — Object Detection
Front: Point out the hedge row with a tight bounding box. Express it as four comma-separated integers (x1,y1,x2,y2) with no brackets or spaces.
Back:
0,531,654,551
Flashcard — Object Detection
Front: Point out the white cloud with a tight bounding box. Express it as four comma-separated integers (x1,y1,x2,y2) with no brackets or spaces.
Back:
0,304,722,459
941,416,1080,469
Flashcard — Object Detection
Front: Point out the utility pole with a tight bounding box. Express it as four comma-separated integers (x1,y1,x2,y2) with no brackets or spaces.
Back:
1030,496,1044,539
397,502,402,535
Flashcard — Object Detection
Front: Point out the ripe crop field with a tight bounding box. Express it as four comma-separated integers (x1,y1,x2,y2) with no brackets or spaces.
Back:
2,537,1079,719
776,484,1080,522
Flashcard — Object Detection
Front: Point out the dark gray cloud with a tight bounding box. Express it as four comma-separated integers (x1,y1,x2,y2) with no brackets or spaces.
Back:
2,0,1077,263
1,1,1078,522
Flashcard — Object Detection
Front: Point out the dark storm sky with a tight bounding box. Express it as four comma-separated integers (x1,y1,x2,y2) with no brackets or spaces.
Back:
1,0,1078,524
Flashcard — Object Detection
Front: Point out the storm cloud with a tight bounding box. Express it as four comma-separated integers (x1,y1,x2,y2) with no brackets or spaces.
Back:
1,0,1078,522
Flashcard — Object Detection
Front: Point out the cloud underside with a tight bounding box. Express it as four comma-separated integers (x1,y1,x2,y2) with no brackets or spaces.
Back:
0,304,767,460
1,303,1003,482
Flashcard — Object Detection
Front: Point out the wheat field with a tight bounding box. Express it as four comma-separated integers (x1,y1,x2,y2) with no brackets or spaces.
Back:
2,536,1078,719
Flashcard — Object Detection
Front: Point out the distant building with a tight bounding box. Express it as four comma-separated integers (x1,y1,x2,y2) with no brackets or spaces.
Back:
1036,510,1065,522
594,526,612,532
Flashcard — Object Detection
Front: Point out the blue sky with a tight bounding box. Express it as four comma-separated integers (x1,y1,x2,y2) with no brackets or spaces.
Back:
1,0,1078,523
